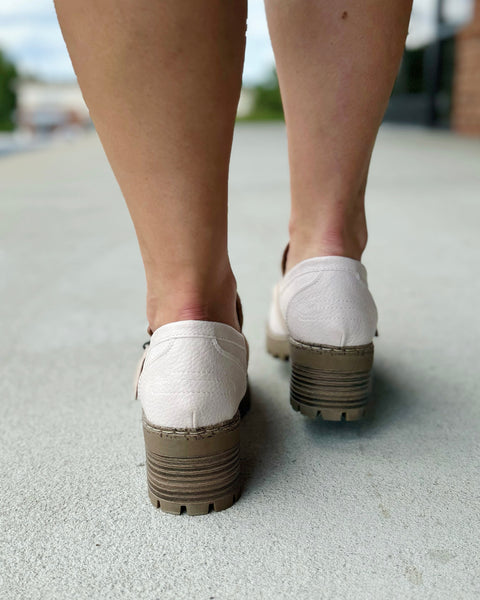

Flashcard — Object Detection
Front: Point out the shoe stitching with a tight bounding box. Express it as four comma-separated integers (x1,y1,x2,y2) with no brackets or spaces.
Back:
285,259,366,278
211,338,247,373
143,411,240,436
143,338,175,367
281,267,367,294
280,272,374,345
150,334,247,351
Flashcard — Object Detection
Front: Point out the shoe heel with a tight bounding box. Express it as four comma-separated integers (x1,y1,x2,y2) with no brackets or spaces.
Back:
143,413,242,515
290,339,374,421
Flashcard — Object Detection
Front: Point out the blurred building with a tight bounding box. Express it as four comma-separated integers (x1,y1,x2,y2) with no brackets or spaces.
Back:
452,0,480,134
386,0,480,135
16,79,91,134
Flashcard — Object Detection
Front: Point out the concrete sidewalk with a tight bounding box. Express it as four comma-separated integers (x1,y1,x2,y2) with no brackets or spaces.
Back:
1,123,479,599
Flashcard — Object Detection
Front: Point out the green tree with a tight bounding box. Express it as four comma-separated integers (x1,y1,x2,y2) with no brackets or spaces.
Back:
240,68,284,121
0,49,18,131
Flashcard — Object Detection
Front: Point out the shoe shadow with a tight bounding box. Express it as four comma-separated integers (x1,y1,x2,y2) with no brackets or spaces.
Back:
302,364,413,441
368,365,413,428
240,377,287,494
240,359,414,498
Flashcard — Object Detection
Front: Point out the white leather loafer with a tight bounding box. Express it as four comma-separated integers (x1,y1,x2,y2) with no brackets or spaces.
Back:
266,245,378,421
136,303,249,515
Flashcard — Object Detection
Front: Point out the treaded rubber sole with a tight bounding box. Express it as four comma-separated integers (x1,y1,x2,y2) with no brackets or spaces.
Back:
144,412,241,515
290,339,374,421
143,390,250,516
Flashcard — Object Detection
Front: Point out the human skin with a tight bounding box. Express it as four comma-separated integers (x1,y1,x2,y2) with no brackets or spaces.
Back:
263,0,413,270
54,0,412,332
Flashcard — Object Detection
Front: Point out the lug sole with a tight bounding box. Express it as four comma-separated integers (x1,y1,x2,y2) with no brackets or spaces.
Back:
290,339,374,421
143,410,242,516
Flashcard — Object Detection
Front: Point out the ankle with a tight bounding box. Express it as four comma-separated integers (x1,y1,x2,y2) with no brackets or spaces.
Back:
287,219,367,272
146,270,240,334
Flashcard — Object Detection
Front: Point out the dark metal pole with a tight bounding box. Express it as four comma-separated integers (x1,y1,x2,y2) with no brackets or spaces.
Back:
424,0,445,126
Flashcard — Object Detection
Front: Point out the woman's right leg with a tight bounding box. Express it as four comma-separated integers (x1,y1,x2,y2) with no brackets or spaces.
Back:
54,0,247,333
264,0,412,269
264,1,412,420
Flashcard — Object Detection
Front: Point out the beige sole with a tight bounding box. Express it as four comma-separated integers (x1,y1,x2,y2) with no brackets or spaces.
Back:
143,391,249,515
265,323,290,360
290,339,374,421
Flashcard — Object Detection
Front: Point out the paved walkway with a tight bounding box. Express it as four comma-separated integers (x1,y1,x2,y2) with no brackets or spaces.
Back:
1,124,479,599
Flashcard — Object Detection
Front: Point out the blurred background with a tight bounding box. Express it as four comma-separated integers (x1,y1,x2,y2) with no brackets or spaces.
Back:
0,0,479,152
1,3,480,598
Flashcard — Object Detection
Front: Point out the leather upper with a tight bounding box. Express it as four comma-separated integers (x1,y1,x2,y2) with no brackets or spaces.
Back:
271,255,378,347
137,320,248,429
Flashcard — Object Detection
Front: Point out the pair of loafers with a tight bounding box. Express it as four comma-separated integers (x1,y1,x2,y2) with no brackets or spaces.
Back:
135,250,378,515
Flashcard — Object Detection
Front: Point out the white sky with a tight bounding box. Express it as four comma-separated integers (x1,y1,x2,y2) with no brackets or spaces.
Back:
0,0,474,84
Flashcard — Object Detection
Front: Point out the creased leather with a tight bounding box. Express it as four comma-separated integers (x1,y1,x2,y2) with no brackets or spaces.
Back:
137,320,248,429
270,255,378,347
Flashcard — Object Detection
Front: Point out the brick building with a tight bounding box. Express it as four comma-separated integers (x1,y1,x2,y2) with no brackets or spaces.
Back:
452,0,480,135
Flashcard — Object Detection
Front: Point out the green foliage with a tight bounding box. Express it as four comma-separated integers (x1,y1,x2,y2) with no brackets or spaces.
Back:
240,68,284,121
0,49,18,131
